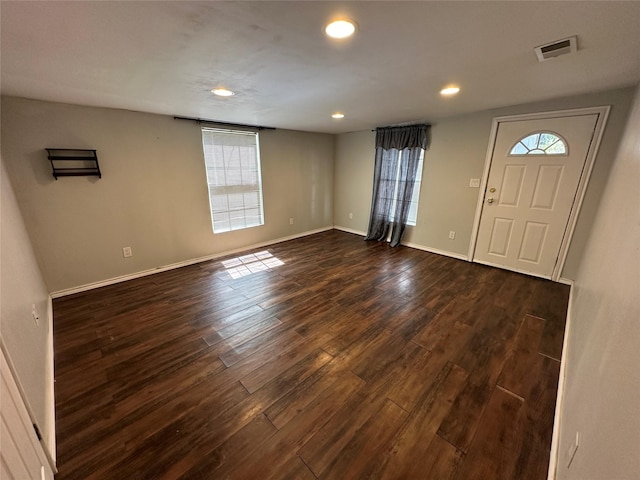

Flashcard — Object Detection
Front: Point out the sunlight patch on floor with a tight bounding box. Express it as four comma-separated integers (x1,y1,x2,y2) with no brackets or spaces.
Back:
221,251,284,279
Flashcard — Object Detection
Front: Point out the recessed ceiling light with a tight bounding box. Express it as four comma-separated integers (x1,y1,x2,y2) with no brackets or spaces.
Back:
440,86,460,96
212,88,235,97
332,112,345,119
325,19,357,39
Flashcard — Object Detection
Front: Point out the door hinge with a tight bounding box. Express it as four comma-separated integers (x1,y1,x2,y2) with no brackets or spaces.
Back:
33,423,42,441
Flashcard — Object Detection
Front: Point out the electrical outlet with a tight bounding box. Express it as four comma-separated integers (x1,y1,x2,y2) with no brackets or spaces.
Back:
349,212,353,219
289,218,294,225
448,231,456,240
469,178,481,188
565,432,579,468
31,304,40,326
122,246,133,258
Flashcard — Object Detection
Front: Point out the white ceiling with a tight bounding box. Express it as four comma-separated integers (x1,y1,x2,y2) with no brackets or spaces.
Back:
1,1,639,134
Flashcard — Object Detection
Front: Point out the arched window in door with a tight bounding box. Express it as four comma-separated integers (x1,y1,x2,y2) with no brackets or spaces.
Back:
509,131,567,155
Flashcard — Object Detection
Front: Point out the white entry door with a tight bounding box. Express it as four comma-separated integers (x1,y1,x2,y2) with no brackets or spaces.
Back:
473,113,600,279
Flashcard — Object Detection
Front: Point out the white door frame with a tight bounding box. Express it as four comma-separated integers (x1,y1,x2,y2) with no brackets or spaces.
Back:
0,344,56,479
467,106,610,282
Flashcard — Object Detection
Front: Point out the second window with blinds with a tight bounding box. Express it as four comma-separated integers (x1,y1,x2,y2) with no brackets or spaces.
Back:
389,149,424,226
200,128,265,233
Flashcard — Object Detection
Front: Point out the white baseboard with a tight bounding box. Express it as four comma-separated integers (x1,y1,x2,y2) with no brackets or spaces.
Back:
401,241,469,261
333,226,470,262
557,277,575,286
333,226,367,236
547,283,574,480
50,227,333,298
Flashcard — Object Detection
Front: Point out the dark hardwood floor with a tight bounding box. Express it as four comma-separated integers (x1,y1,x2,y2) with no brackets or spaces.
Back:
53,230,569,479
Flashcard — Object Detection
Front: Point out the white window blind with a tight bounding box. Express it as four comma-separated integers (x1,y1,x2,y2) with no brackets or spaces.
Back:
389,149,425,226
201,128,264,233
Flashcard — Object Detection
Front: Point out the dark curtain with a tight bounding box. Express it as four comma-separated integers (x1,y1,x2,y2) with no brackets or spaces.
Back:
365,124,429,247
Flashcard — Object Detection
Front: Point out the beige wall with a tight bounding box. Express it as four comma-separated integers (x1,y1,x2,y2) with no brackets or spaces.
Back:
333,129,375,234
0,156,54,456
1,97,334,292
334,86,635,279
556,85,640,479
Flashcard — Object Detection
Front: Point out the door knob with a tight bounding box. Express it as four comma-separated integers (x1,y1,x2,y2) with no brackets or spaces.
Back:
487,198,494,204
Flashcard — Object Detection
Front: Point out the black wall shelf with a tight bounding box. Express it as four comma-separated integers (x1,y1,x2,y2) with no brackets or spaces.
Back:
46,148,101,179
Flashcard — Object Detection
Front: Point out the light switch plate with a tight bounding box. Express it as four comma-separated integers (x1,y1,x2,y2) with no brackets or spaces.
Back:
469,178,481,188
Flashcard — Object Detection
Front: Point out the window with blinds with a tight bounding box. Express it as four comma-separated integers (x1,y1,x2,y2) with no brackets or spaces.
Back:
201,128,265,233
389,149,424,226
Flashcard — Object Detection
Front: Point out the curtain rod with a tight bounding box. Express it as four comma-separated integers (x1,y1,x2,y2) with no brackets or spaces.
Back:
371,123,430,132
174,116,276,131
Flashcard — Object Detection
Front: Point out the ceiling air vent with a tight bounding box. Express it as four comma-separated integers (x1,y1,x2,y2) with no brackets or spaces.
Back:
534,36,577,62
